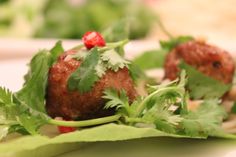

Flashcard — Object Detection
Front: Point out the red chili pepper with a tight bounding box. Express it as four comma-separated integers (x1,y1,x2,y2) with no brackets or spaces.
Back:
58,126,76,134
55,117,77,134
82,31,106,49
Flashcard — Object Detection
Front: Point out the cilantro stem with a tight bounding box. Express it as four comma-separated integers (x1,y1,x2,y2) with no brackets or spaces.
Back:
135,87,181,117
125,117,146,123
48,115,121,127
156,16,173,39
98,39,129,52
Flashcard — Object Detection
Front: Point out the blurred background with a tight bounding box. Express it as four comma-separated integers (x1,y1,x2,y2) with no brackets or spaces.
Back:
0,0,157,41
1,0,236,60
1,0,236,42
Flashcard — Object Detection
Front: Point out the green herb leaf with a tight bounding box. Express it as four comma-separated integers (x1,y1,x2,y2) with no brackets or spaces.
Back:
101,49,129,72
0,87,12,105
99,39,129,56
0,87,49,138
133,49,168,70
128,63,147,83
16,50,52,113
103,71,227,138
95,60,107,77
69,50,89,61
180,99,227,137
50,40,64,65
102,18,130,42
231,102,236,114
179,62,231,99
0,123,190,157
103,89,129,111
67,48,100,93
160,36,194,51
132,36,193,71
17,113,46,135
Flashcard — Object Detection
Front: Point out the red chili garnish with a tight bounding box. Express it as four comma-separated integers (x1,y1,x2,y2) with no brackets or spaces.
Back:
55,117,76,134
82,31,106,49
58,126,76,134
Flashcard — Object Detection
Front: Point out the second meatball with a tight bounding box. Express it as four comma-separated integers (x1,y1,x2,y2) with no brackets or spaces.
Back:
164,41,235,84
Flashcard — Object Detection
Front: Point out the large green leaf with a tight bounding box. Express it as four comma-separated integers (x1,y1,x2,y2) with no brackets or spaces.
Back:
16,50,52,113
133,49,168,70
0,124,191,157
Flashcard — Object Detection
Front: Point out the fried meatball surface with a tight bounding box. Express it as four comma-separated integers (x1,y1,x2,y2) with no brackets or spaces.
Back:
164,41,235,84
46,51,137,120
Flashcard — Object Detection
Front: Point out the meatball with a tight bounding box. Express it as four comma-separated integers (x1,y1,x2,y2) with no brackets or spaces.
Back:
164,41,235,84
46,50,137,120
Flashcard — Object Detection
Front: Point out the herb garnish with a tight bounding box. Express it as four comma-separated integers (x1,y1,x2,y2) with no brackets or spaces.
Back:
160,36,194,52
0,70,228,140
133,36,194,71
179,61,231,99
67,48,100,93
103,71,226,137
67,40,130,93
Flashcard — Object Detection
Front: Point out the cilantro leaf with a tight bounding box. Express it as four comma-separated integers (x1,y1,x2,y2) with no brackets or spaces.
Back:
99,39,128,57
0,87,49,138
16,50,52,113
50,40,64,65
133,49,168,70
160,36,194,51
67,48,100,93
143,106,183,133
103,89,129,109
95,60,107,78
103,88,140,118
67,41,130,93
103,71,187,127
102,71,227,138
0,87,12,105
101,49,129,72
179,62,231,99
128,63,147,83
17,113,46,135
180,99,226,137
70,50,89,61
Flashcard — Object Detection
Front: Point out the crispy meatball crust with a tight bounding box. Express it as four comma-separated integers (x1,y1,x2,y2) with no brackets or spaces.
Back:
46,51,137,120
164,41,235,84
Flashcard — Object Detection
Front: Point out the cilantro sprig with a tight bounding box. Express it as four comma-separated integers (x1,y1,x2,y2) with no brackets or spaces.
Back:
0,42,64,138
67,39,130,93
180,61,231,99
103,71,227,137
67,48,100,93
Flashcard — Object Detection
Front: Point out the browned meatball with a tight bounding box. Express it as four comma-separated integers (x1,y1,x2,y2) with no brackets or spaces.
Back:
46,50,137,120
164,41,235,84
